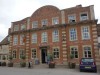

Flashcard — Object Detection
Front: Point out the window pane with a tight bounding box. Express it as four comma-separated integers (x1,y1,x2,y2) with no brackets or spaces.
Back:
82,27,90,39
32,21,38,28
68,15,76,23
52,17,59,25
70,47,78,58
53,30,59,42
80,13,88,21
53,48,59,59
70,28,77,41
42,32,47,43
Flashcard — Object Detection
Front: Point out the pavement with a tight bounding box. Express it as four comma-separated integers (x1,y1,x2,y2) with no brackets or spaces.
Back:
0,64,99,75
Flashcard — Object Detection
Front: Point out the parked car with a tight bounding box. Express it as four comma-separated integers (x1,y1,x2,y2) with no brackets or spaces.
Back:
79,58,97,72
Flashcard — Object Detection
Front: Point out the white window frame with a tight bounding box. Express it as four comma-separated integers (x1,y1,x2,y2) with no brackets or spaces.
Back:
70,46,78,58
31,48,37,59
19,49,25,59
83,45,92,58
32,33,37,43
52,29,59,42
68,14,76,23
41,32,48,43
32,21,38,28
14,25,19,31
12,50,16,59
13,35,18,45
41,19,48,27
81,26,90,40
69,28,77,41
53,47,60,59
80,12,88,21
52,17,59,25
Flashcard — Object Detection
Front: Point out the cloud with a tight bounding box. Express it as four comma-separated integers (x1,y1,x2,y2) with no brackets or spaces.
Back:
0,24,8,41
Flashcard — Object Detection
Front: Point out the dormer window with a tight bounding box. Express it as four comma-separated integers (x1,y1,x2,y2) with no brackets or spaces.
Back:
68,14,76,23
21,24,26,30
41,19,48,27
80,12,88,21
52,17,59,25
32,21,38,28
14,25,19,31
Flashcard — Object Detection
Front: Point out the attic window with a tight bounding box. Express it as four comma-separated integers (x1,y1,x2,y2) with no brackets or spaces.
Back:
68,14,76,23
80,12,88,21
21,24,26,30
41,19,48,27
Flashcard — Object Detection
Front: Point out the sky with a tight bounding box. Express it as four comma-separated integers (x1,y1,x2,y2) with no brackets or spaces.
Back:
0,0,100,41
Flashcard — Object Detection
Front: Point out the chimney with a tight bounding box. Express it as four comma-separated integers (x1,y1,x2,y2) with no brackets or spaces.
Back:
76,5,82,8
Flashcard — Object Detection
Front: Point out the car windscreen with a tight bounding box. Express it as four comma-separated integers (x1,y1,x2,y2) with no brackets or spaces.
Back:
81,59,94,62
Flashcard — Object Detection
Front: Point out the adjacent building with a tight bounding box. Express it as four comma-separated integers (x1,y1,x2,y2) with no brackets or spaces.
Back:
0,36,9,63
8,5,99,65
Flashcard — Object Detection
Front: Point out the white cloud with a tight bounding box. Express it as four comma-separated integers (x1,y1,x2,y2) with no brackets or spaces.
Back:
0,24,8,41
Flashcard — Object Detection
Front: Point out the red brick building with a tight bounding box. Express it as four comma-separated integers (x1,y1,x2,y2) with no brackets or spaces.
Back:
9,5,99,65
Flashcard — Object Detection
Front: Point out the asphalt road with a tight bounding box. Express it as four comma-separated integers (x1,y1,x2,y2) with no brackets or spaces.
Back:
0,67,99,75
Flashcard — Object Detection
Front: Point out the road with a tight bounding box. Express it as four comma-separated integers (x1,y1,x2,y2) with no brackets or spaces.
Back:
0,66,99,75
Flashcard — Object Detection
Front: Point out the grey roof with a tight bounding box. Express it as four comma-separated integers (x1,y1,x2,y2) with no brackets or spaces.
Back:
0,35,9,45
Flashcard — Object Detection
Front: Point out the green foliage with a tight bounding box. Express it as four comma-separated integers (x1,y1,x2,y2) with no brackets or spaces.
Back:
20,62,26,67
21,55,26,60
70,54,74,59
47,53,53,61
9,55,13,60
2,56,6,60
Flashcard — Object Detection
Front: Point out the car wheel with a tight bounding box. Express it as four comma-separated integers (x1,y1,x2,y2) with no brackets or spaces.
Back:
80,69,83,72
94,69,97,73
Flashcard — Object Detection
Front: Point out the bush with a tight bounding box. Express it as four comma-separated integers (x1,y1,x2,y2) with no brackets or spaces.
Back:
2,62,6,66
20,62,26,67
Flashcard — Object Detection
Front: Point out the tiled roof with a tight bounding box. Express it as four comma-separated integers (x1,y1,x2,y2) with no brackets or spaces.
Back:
0,36,9,45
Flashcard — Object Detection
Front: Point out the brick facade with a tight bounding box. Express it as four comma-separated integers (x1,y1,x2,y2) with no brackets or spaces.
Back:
9,5,99,65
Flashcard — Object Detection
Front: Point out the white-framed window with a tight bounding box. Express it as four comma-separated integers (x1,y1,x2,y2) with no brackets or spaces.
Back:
31,48,37,59
13,35,18,45
52,17,59,25
32,21,38,28
52,30,59,42
41,32,47,43
14,25,19,31
19,49,25,59
70,46,78,58
80,12,88,21
20,34,25,45
69,28,77,41
32,33,37,43
53,48,59,59
21,24,26,30
83,45,92,58
81,26,90,40
68,14,76,23
41,19,48,27
12,50,16,59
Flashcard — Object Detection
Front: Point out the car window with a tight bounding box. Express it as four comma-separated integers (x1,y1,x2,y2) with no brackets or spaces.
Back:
82,59,94,62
